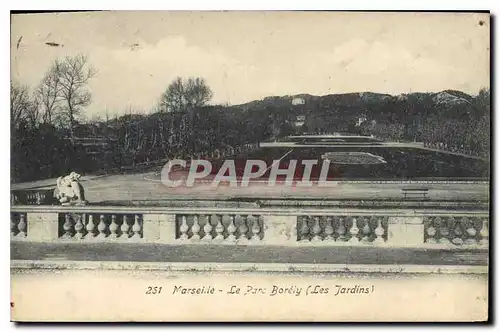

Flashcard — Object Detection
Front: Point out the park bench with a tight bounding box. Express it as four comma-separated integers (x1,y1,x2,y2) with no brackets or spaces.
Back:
401,188,429,200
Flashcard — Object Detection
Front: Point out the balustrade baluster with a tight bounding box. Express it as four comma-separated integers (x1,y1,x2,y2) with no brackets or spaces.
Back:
438,217,451,245
215,215,225,240
120,215,130,239
238,215,249,243
311,216,322,241
63,213,73,239
109,215,119,239
479,218,489,246
425,217,437,244
86,215,96,239
451,217,464,246
227,215,237,242
299,217,310,241
191,215,201,240
374,217,385,244
203,215,213,240
361,217,371,243
251,215,261,241
336,217,347,242
463,217,477,246
132,215,142,239
348,217,360,244
324,217,334,240
74,214,85,239
97,214,107,238
179,216,189,240
17,214,26,238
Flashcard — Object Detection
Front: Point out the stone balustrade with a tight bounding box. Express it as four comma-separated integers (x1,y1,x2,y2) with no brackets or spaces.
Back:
9,205,489,249
176,214,264,243
59,213,143,241
297,216,388,244
424,216,489,246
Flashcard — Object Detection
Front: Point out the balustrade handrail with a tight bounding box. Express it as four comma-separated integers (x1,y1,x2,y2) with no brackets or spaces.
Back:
10,204,489,217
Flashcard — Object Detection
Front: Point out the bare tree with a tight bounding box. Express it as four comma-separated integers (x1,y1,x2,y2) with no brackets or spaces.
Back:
24,95,41,128
11,81,30,128
117,117,147,166
36,62,63,125
11,81,40,129
159,77,185,113
54,54,96,139
185,77,213,110
158,77,213,153
158,76,213,113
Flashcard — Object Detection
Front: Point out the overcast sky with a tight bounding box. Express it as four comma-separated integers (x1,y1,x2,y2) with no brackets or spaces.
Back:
11,11,490,119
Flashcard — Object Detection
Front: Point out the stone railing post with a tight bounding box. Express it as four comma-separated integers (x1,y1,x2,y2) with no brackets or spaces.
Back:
27,212,59,242
262,215,298,245
142,213,178,243
142,214,159,242
387,216,424,247
158,214,177,244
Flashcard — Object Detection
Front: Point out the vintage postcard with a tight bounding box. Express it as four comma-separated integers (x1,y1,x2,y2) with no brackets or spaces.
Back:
10,10,490,322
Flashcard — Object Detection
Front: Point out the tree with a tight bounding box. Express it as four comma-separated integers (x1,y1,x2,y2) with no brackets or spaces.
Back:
116,115,148,166
11,81,31,128
185,77,213,110
473,88,491,157
475,87,490,113
11,81,40,130
158,76,213,113
159,77,184,113
51,54,96,139
24,95,41,128
36,62,63,125
157,77,213,153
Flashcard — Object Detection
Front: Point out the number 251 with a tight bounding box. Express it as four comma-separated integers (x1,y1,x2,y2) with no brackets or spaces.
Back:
146,286,162,295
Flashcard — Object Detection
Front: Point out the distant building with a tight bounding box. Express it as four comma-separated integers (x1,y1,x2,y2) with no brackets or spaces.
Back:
294,115,306,127
292,97,305,105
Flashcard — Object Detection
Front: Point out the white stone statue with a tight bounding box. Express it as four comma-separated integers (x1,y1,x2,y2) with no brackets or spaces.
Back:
53,172,88,205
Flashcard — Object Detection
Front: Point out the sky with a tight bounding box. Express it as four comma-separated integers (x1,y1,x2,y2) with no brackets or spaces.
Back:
11,11,490,119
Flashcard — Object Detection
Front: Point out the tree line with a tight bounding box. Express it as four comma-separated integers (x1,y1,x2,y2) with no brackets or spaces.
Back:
11,54,490,183
11,54,279,182
354,89,490,157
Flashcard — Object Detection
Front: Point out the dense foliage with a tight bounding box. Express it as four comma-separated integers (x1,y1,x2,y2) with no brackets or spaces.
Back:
10,55,491,183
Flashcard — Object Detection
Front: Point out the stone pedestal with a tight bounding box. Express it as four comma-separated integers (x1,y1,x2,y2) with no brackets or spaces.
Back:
142,214,179,243
27,212,59,241
158,214,177,244
142,214,160,242
262,215,297,245
387,216,424,247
